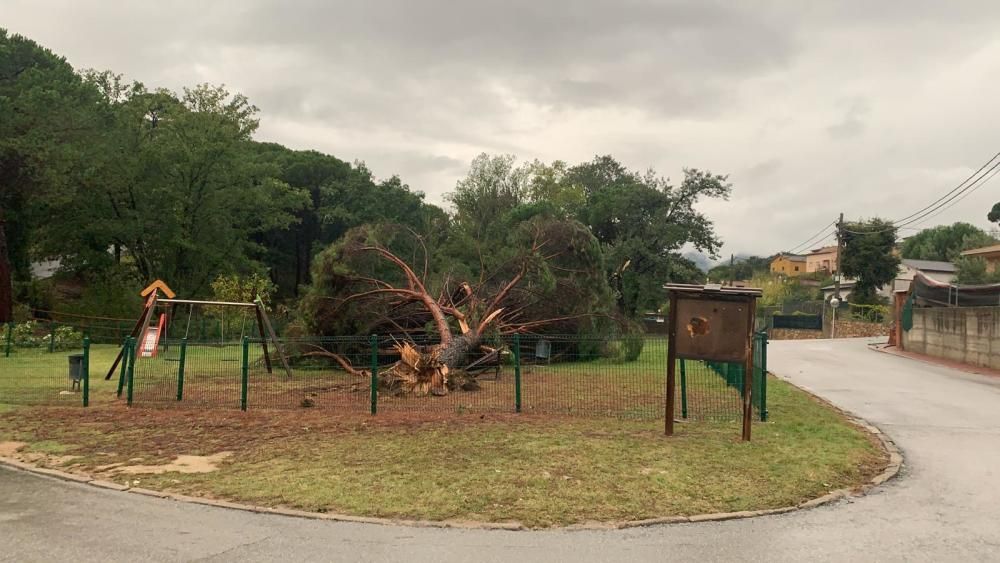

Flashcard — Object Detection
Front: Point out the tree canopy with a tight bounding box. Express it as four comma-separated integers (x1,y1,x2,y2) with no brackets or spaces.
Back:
840,219,900,304
446,154,731,320
706,255,772,283
900,222,997,262
2,30,736,334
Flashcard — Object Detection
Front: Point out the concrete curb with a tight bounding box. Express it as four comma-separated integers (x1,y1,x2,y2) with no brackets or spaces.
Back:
0,387,902,532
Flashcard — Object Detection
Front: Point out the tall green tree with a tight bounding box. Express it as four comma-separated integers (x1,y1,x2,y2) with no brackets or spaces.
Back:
840,219,900,304
254,145,439,297
446,154,730,319
39,76,309,296
446,153,531,241
707,255,773,283
954,256,1000,285
989,202,1000,227
0,29,102,321
900,222,997,262
564,156,730,318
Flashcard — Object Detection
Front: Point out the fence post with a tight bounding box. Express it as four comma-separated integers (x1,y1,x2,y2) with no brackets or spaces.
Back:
177,338,187,401
369,334,378,415
82,336,90,407
48,320,56,353
116,338,130,398
759,333,768,422
680,358,688,419
4,322,11,357
240,336,249,411
513,334,522,413
126,337,135,407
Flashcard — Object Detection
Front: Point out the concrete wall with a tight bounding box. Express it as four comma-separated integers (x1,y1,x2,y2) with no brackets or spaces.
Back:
902,307,1000,370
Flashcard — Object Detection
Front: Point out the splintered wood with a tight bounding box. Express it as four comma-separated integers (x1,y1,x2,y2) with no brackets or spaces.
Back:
381,342,450,396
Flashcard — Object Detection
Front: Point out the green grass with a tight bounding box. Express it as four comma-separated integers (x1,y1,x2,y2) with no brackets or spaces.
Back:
0,374,884,527
3,339,753,420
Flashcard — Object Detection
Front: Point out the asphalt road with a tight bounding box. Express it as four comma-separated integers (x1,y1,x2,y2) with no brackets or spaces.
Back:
5,338,1000,562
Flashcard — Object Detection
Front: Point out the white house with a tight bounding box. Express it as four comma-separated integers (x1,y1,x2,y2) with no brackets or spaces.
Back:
821,259,956,302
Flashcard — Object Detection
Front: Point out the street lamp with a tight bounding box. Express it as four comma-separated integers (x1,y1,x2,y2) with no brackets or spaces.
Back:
829,295,841,338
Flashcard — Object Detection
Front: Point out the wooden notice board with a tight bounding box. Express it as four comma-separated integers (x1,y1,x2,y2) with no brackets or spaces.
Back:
663,284,761,441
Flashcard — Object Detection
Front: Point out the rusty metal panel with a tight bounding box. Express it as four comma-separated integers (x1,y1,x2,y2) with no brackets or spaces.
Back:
673,295,752,362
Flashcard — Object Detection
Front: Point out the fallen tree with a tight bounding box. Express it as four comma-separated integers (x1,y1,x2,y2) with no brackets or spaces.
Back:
302,219,612,396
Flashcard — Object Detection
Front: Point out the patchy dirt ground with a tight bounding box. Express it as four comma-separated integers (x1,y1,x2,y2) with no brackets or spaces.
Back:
0,378,887,527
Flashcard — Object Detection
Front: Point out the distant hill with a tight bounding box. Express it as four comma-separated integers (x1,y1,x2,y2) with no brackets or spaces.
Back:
683,251,714,273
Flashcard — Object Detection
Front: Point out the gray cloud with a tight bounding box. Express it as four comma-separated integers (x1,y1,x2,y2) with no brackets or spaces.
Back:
6,0,1000,258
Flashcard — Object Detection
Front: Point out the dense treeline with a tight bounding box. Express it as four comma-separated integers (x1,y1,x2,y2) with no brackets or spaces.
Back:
1,30,731,333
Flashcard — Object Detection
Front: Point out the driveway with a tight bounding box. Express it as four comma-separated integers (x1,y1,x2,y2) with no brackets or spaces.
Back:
4,338,1000,562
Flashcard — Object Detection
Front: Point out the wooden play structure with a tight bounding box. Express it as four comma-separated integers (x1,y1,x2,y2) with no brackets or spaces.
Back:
104,280,291,380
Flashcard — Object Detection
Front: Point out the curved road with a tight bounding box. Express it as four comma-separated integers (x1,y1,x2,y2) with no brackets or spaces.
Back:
5,338,1000,562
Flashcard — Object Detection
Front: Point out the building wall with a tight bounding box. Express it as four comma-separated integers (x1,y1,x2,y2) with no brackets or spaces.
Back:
987,255,1000,274
806,250,838,273
902,307,1000,370
770,256,805,277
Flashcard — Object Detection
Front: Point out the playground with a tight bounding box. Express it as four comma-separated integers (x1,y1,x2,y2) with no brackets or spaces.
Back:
0,282,890,527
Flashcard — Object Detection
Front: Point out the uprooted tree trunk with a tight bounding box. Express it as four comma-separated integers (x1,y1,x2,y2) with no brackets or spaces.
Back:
322,230,589,397
378,334,483,397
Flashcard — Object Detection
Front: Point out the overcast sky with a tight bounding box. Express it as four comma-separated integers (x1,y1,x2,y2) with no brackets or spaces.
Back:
7,1,1000,259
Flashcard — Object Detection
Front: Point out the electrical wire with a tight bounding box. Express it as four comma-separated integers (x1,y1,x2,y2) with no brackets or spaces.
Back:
842,154,1000,236
785,220,837,255
890,150,1000,226
901,162,1000,230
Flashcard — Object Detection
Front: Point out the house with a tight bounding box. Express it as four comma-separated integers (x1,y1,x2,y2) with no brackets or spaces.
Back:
30,259,61,280
960,244,1000,273
770,254,807,277
820,280,893,303
806,245,838,274
892,259,956,293
821,259,957,302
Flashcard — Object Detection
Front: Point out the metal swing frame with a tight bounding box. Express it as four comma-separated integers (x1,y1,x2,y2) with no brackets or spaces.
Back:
104,291,292,380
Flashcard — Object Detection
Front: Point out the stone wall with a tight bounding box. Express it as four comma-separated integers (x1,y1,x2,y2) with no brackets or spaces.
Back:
902,307,1000,370
829,320,890,338
770,328,823,340
769,319,888,340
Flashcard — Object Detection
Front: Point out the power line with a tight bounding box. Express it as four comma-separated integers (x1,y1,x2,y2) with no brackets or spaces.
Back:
893,157,1000,229
901,161,1000,230
785,220,837,255
842,154,1000,236
889,150,1000,225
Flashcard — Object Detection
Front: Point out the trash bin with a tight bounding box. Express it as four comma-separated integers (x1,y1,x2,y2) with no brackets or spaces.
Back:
535,339,551,362
68,353,84,390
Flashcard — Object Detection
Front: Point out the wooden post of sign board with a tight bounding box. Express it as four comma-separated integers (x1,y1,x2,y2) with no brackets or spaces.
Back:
665,291,678,436
741,298,758,442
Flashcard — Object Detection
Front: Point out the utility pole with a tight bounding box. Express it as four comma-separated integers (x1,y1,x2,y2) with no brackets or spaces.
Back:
729,253,735,287
832,212,844,338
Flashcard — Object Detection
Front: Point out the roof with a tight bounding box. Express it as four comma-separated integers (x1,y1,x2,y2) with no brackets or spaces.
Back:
662,283,763,297
771,253,807,263
961,244,1000,257
808,245,838,255
821,281,856,291
901,259,957,273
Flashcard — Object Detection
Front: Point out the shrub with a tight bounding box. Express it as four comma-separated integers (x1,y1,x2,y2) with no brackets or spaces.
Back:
9,322,83,351
12,321,42,348
47,326,84,351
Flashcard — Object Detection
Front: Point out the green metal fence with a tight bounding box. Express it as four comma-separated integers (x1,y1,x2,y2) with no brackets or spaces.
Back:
0,332,91,407
0,331,769,422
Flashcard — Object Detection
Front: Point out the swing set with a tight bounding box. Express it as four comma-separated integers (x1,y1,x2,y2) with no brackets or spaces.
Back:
104,280,292,380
